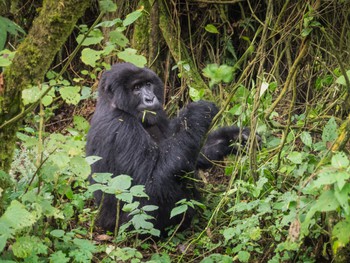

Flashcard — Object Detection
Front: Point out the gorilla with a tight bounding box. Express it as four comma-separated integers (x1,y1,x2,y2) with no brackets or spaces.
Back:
86,62,253,236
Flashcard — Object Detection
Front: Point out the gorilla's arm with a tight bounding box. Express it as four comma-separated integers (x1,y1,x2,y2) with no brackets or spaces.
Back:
196,126,251,169
154,101,218,175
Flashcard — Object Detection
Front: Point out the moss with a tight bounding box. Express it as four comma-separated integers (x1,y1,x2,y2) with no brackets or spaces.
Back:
132,0,151,57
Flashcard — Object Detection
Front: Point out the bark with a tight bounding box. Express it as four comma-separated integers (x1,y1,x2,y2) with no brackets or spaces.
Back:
0,0,90,174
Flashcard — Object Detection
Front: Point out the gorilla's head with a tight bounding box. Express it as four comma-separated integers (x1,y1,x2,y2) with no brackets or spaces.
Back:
98,63,164,125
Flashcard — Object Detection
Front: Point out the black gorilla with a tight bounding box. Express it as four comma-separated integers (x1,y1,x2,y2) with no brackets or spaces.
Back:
86,63,251,235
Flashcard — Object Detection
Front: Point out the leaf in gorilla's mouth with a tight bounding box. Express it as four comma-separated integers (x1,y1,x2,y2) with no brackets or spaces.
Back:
142,110,156,123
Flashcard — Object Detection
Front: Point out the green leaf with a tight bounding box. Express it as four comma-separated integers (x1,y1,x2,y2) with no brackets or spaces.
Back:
301,27,313,37
109,174,132,191
70,156,91,178
41,95,53,106
92,173,113,183
123,202,140,212
0,23,7,51
123,8,143,27
332,219,350,245
131,214,153,230
130,185,148,198
99,0,117,12
22,85,52,105
12,236,47,258
0,49,15,67
109,30,129,47
81,48,103,67
95,18,122,28
142,205,158,212
51,152,70,168
189,87,205,101
117,48,147,67
0,200,36,230
0,201,36,253
76,29,104,46
237,251,250,263
322,117,338,143
306,190,339,222
334,185,350,215
287,151,303,164
201,254,233,263
115,192,133,203
49,251,70,263
73,116,90,132
170,204,188,218
202,63,234,87
223,227,236,242
150,253,171,263
205,24,219,34
300,131,312,147
336,70,350,86
59,86,81,105
22,86,41,105
315,190,340,212
50,229,65,238
0,16,25,36
85,156,102,165
332,152,349,169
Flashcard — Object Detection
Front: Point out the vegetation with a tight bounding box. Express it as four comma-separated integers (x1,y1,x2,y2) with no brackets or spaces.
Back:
0,0,350,262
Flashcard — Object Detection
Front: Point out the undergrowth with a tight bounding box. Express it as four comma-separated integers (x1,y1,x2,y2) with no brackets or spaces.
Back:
1,0,350,262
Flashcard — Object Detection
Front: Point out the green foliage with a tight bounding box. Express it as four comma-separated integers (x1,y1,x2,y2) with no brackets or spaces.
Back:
0,201,36,252
79,7,146,69
0,49,15,67
170,199,205,219
123,8,144,27
117,48,147,67
205,24,219,34
202,63,235,87
89,173,160,237
0,16,25,51
99,0,117,13
336,70,350,86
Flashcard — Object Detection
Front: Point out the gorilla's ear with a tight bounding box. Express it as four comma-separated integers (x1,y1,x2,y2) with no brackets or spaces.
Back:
98,73,110,93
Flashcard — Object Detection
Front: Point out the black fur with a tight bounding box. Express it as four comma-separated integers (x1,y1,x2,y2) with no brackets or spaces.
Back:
86,63,251,235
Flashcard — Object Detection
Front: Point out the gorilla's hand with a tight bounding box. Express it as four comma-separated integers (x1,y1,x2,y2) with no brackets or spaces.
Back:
187,100,218,120
240,128,262,148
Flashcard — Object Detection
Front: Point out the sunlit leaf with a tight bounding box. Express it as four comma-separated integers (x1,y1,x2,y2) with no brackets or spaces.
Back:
123,8,143,27
99,0,117,12
322,117,338,144
117,48,147,67
336,70,350,86
59,86,81,105
331,152,349,169
300,131,312,147
205,24,219,34
81,48,103,67
170,204,188,219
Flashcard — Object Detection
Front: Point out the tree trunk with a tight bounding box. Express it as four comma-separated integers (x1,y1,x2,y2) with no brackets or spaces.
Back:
0,0,90,176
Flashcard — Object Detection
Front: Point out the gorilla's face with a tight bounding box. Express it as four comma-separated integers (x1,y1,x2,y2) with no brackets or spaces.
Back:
99,63,164,125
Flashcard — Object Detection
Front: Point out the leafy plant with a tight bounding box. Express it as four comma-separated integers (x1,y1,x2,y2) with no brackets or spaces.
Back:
88,173,160,237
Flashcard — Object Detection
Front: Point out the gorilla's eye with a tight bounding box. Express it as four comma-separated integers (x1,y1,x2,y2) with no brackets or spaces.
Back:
146,82,151,87
134,85,141,91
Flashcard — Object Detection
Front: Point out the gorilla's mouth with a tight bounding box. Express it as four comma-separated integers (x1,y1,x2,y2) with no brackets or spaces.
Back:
137,103,162,112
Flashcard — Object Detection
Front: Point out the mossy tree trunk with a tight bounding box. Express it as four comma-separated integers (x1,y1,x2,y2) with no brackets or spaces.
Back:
0,0,90,174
